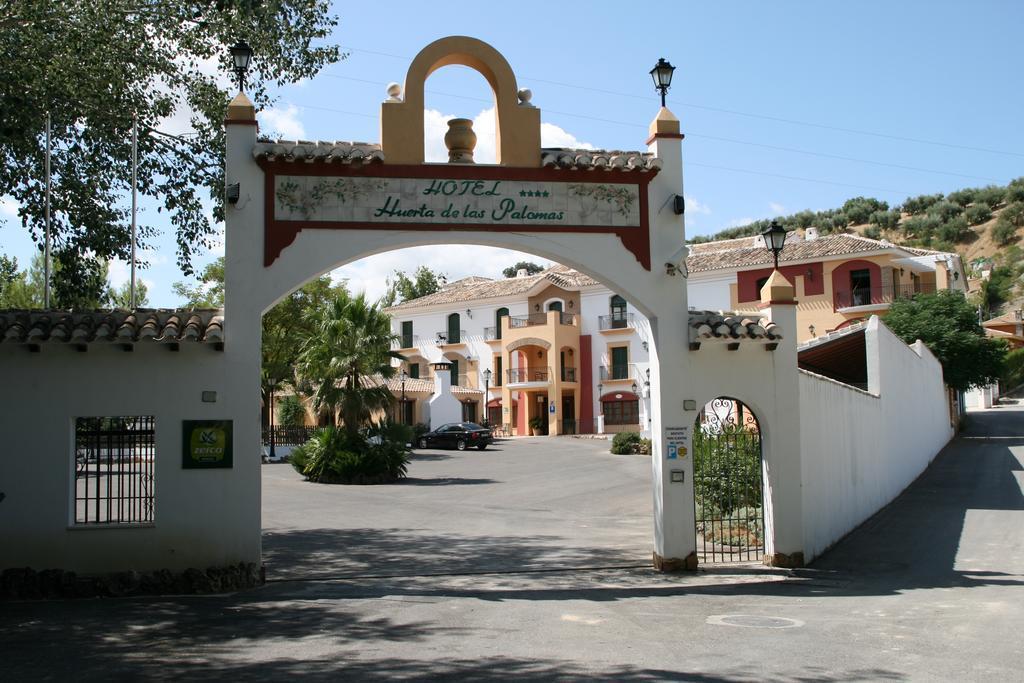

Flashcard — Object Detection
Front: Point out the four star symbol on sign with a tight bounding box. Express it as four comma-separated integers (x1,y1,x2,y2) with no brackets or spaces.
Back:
518,189,551,198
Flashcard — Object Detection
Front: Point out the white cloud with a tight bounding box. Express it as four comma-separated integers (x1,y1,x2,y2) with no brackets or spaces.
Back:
258,105,306,140
769,202,787,215
685,195,711,215
424,107,594,163
540,121,594,150
0,196,18,217
108,259,131,288
332,245,554,303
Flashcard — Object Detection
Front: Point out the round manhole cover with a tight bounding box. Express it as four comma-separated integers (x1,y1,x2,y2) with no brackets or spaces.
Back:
706,614,804,629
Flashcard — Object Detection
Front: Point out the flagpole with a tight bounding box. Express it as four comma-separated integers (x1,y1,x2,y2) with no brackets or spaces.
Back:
130,114,138,309
44,112,51,309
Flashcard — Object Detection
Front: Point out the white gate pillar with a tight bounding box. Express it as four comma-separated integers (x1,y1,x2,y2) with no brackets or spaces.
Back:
646,107,698,570
760,272,805,567
223,92,267,564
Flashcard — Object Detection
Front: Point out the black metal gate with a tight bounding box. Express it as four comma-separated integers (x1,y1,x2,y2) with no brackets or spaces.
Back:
693,398,765,563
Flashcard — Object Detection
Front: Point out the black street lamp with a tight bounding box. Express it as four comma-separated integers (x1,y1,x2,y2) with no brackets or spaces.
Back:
230,40,253,92
483,368,492,426
761,220,787,270
649,58,676,107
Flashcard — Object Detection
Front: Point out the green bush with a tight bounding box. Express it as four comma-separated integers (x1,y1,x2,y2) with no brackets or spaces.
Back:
947,188,978,207
1003,348,1024,390
965,202,993,226
936,216,970,243
367,419,414,448
1006,183,1024,204
991,219,1019,246
862,225,881,240
974,185,1006,208
277,395,306,427
927,200,963,223
413,422,431,441
901,214,942,239
842,197,888,225
901,193,944,215
610,431,642,454
693,425,762,515
290,427,410,484
1001,201,1024,227
868,209,901,231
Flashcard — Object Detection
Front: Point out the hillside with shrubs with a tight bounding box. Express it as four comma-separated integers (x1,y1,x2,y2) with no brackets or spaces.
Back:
691,177,1024,316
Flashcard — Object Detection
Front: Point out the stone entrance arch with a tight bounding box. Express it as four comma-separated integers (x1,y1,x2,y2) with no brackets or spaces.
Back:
220,36,806,572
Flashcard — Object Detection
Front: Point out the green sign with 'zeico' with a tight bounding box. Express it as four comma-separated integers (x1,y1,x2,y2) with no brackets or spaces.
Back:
182,420,233,469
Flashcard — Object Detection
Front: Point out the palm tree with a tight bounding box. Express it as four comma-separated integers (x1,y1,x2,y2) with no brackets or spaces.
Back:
297,291,404,439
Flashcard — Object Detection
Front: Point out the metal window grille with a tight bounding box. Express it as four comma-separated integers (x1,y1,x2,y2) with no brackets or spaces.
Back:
74,416,155,525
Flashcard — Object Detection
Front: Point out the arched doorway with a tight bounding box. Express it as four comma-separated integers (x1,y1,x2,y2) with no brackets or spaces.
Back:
693,397,765,564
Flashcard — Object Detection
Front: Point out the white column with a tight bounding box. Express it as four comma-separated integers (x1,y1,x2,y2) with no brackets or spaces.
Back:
645,106,697,570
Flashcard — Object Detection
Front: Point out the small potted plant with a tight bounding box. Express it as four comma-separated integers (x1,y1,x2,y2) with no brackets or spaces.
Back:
529,416,546,436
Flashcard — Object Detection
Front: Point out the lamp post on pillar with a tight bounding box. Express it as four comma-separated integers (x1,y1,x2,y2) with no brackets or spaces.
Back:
758,222,805,568
761,220,787,271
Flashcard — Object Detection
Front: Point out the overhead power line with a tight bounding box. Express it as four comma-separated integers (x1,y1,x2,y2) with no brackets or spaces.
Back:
282,99,911,196
335,45,1024,159
312,74,1003,183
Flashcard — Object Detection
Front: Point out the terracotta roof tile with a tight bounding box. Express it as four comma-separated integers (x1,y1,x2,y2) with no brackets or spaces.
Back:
253,139,385,165
688,310,783,348
982,310,1023,328
0,309,225,347
540,148,661,172
686,233,936,273
385,264,599,311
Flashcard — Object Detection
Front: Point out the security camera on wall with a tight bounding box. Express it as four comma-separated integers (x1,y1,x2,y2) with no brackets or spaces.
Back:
665,245,689,277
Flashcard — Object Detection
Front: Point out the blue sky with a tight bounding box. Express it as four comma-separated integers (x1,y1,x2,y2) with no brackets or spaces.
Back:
3,1,1022,305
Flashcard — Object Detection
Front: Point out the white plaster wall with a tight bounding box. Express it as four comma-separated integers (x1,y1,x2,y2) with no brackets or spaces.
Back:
687,273,735,311
390,302,529,382
579,290,652,425
0,343,257,573
799,316,952,561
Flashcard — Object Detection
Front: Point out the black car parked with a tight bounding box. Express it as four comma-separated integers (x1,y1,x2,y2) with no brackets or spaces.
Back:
418,422,492,451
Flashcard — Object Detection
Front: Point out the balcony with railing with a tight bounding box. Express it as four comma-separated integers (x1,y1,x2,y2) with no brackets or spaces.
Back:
506,312,578,329
483,326,500,341
433,330,468,346
507,366,551,384
598,312,635,331
394,334,419,350
834,282,936,311
560,366,578,383
599,364,634,381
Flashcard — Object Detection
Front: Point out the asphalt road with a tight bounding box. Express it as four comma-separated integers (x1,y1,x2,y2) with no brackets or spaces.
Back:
2,409,1022,681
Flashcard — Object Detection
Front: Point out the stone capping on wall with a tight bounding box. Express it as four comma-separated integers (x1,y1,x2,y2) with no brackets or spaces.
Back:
540,148,662,172
253,139,385,164
687,310,783,350
0,309,224,348
798,368,877,397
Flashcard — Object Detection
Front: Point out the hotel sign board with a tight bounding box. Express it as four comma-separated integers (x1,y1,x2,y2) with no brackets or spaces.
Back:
258,162,655,270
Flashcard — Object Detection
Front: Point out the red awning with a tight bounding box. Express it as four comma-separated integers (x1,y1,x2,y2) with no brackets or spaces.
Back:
487,398,502,408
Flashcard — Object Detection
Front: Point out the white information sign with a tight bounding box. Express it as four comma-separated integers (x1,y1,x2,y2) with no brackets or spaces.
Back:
665,426,690,460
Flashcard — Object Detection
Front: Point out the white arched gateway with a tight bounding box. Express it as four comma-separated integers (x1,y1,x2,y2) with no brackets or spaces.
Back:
1,37,806,576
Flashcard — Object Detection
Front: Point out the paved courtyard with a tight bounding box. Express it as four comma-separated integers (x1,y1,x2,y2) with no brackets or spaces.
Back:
261,436,655,580
3,408,1023,681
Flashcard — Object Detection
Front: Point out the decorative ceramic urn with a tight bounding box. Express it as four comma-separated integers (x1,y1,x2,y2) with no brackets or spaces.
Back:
444,118,476,163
